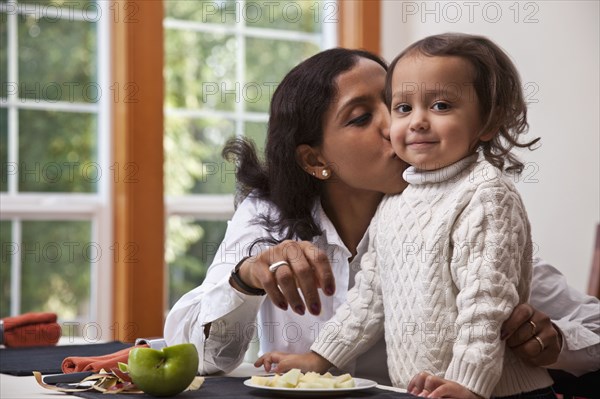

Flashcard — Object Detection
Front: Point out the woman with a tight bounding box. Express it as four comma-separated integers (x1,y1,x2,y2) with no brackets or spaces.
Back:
164,48,599,383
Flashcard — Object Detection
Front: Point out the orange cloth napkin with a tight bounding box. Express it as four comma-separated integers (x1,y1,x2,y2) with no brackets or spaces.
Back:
1,312,61,348
61,344,149,373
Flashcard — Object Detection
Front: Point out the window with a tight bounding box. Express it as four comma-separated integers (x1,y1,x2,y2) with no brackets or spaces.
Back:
163,0,337,310
1,0,378,339
0,0,111,336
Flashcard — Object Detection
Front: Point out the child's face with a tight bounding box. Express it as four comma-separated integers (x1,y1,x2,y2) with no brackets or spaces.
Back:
389,55,488,171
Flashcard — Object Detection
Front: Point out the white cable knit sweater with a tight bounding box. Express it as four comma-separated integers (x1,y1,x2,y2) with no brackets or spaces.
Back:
311,154,553,398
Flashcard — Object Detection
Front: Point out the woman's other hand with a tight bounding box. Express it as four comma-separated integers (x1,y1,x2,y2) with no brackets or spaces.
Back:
254,351,332,374
234,240,335,316
408,372,483,398
501,303,562,366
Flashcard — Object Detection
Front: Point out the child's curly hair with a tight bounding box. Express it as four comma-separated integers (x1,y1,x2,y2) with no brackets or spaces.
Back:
385,32,539,173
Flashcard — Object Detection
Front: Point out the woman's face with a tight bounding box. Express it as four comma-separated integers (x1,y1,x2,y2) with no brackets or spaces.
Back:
318,58,408,195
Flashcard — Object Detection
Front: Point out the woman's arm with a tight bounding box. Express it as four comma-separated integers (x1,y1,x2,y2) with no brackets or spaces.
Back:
163,196,272,374
529,260,600,375
164,195,336,374
500,260,600,375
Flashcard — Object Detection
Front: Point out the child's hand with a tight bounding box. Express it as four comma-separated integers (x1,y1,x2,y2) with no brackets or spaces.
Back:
254,351,332,374
407,372,484,398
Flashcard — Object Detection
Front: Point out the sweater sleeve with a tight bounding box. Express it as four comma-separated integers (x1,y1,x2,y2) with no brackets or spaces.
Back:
444,183,532,398
310,227,385,368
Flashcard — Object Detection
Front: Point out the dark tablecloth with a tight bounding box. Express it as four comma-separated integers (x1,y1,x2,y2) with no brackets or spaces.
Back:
0,341,131,375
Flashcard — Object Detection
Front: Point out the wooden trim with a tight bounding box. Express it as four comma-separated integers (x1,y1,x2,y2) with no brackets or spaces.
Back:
111,0,165,342
338,0,381,54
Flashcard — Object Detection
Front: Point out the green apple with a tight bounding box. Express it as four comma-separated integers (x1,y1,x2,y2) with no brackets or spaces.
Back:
128,343,199,397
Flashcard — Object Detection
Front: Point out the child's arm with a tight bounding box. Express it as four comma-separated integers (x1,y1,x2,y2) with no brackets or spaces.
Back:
445,182,532,397
308,227,386,370
408,372,483,399
254,351,332,374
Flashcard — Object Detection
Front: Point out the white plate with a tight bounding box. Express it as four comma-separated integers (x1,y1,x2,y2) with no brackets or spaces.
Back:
243,377,378,396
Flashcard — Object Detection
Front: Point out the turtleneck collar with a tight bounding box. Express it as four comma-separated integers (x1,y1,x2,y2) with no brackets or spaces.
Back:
402,153,479,185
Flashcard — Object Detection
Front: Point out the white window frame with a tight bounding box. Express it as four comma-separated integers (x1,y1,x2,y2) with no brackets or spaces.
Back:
0,0,112,336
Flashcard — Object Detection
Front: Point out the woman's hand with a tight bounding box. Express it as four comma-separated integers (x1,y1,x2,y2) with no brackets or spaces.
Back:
501,303,562,366
234,240,335,316
408,372,483,398
254,351,332,374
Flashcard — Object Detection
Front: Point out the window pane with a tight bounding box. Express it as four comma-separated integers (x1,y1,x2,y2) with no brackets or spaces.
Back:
20,220,91,321
19,109,97,193
16,0,95,11
0,220,11,318
244,121,267,155
1,12,7,98
19,16,97,103
245,0,323,33
245,37,320,113
165,29,236,111
0,107,7,192
165,116,236,195
165,0,236,25
166,218,227,309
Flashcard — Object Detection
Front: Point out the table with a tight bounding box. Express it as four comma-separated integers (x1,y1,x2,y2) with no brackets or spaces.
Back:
1,362,409,399
1,374,62,399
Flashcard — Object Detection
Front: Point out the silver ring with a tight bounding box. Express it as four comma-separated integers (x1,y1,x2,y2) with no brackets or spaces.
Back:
268,261,290,273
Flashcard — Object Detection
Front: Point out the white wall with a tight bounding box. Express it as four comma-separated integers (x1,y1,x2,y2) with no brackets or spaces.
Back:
381,0,599,293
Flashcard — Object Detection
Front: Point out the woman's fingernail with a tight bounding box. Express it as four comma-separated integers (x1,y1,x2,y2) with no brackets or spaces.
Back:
324,285,334,295
279,302,288,310
294,305,305,315
310,303,321,315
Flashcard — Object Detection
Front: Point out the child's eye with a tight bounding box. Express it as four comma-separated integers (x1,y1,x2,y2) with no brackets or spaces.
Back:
346,113,372,126
394,104,412,113
432,102,450,111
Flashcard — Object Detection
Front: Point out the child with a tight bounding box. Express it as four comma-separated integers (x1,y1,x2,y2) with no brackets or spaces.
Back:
256,33,556,398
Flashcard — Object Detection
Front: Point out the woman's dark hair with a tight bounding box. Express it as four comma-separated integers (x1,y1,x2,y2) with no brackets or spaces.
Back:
223,48,387,242
385,32,539,173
